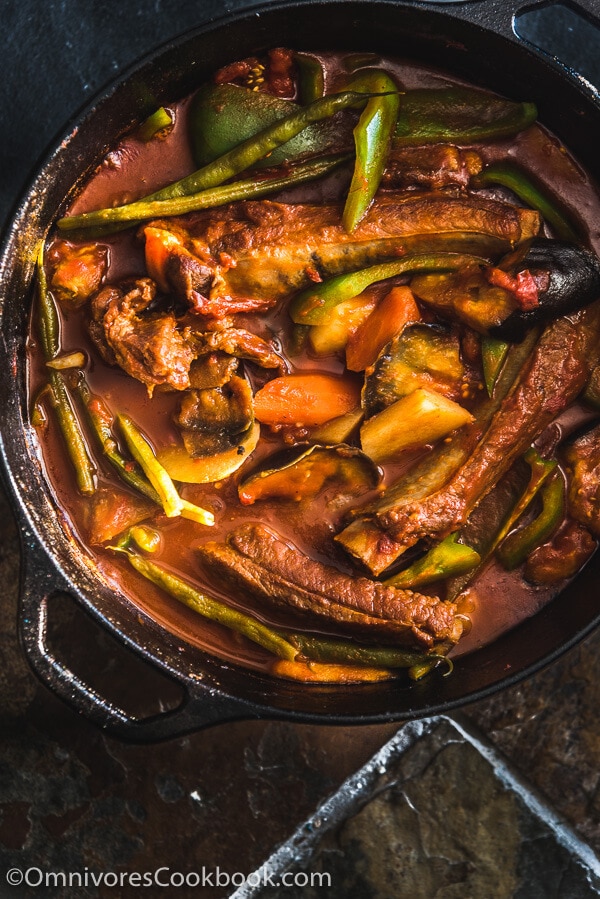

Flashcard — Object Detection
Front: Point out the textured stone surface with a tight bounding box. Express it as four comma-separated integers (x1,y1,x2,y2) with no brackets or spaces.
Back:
255,722,600,899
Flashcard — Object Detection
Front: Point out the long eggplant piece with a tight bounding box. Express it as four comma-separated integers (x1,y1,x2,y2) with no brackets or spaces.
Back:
144,193,539,311
339,306,600,573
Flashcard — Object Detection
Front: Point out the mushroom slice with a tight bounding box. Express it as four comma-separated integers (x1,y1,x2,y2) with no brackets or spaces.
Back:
157,422,260,484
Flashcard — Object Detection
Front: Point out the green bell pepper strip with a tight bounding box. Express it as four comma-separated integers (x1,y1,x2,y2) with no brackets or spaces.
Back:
481,336,510,397
342,70,400,232
491,447,558,557
35,244,96,496
497,471,565,570
383,533,480,590
472,161,580,242
119,549,442,672
289,252,487,325
295,53,325,105
394,88,537,146
58,154,349,231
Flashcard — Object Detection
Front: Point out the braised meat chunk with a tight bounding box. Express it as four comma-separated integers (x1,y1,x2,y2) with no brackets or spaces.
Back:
564,423,600,537
198,523,464,649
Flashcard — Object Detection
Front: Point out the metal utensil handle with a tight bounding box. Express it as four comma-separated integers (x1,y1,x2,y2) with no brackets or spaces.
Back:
19,540,250,741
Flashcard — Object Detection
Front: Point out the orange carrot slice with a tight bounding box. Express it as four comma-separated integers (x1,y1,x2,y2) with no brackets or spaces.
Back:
253,373,360,427
346,286,421,372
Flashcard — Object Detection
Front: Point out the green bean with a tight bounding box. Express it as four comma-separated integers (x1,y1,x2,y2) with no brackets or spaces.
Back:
343,70,400,232
58,154,349,230
289,252,487,325
117,414,214,525
36,242,59,360
123,551,299,661
129,525,161,553
285,632,443,670
48,370,96,495
78,380,160,503
35,244,96,495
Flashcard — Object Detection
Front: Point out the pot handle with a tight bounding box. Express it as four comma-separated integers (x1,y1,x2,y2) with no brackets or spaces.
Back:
19,540,255,741
418,0,600,71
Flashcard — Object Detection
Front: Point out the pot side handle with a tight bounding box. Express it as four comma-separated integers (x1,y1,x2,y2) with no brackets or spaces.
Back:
18,540,253,742
418,0,600,80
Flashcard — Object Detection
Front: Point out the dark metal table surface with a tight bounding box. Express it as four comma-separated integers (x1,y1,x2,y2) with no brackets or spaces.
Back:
2,2,600,897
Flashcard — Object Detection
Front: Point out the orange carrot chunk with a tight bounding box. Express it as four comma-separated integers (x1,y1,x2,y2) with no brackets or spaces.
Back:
346,285,422,372
253,373,361,427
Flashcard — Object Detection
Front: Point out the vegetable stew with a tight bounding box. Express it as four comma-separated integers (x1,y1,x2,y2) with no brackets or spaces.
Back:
29,48,600,684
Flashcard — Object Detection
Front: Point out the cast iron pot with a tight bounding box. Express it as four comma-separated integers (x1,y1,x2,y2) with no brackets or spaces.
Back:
1,0,599,741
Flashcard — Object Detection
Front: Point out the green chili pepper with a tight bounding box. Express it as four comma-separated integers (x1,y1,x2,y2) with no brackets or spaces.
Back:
473,161,581,242
295,53,325,105
497,471,565,570
491,447,558,555
383,533,480,589
394,88,537,146
289,252,487,325
35,244,96,495
343,70,400,232
58,154,349,231
481,336,510,397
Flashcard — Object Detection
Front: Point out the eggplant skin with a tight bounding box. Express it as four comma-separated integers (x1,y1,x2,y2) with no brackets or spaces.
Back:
491,239,600,341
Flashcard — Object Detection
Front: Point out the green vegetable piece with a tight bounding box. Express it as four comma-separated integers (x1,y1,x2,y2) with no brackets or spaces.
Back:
137,106,173,141
129,525,161,553
238,443,381,505
189,83,339,169
35,244,96,496
295,53,325,105
362,323,464,417
117,414,214,526
78,380,160,503
481,335,510,397
343,70,400,232
383,533,480,589
123,551,299,661
491,447,558,555
497,471,565,570
157,87,371,201
473,162,581,242
394,88,537,146
289,252,486,325
286,632,443,670
58,154,348,231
